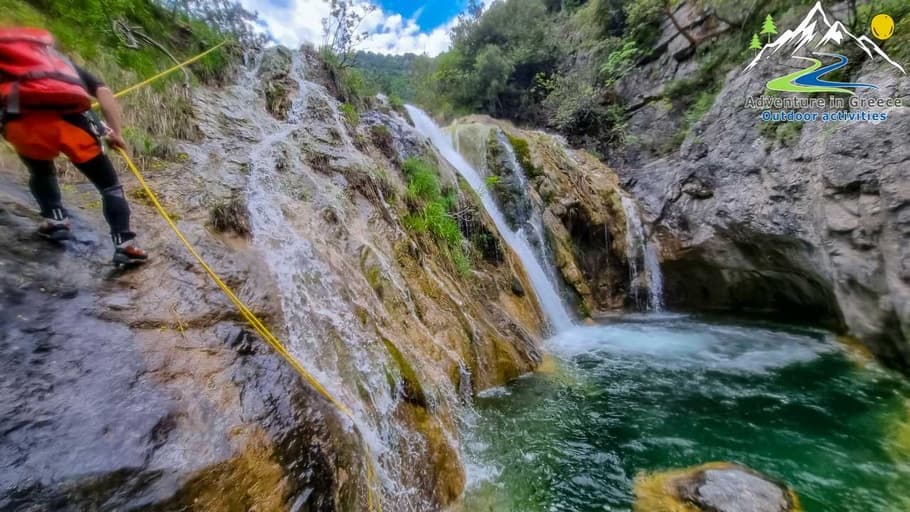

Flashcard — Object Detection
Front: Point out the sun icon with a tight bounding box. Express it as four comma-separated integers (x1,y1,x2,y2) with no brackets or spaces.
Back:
871,14,895,40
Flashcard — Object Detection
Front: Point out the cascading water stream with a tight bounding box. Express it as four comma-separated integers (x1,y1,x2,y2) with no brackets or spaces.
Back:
237,53,430,510
493,131,569,303
406,105,574,332
620,195,664,311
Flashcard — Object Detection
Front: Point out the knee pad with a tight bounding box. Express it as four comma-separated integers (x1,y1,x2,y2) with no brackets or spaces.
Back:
102,184,125,199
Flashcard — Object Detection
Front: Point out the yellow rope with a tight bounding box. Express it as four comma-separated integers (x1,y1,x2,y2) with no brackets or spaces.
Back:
104,41,383,509
3,39,383,508
92,41,228,108
116,148,382,511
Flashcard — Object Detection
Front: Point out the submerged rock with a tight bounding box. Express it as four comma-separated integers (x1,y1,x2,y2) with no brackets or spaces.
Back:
634,462,801,512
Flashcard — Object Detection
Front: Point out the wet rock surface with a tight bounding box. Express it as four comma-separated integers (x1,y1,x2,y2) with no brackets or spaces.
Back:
0,172,360,511
450,116,634,315
0,47,544,511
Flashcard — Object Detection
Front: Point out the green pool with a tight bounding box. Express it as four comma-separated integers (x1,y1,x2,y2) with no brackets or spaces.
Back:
462,315,910,511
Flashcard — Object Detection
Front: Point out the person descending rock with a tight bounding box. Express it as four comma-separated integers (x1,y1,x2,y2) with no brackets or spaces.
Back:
0,27,148,266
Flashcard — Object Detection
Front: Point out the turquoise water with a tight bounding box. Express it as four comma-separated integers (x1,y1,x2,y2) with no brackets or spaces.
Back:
462,315,910,511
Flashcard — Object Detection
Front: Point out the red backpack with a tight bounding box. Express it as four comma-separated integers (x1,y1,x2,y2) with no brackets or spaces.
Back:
0,27,92,115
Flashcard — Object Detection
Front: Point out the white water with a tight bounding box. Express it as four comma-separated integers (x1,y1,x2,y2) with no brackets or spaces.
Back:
620,196,665,311
494,130,569,304
406,105,573,332
236,53,429,510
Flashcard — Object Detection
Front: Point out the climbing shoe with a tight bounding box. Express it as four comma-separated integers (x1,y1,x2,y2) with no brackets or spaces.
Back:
37,219,71,242
113,240,149,267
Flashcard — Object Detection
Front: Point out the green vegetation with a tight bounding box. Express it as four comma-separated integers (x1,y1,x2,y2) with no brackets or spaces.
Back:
341,103,360,125
320,48,376,108
353,51,433,104
484,175,502,189
857,0,910,63
399,0,835,157
2,0,250,89
401,158,470,273
506,135,541,178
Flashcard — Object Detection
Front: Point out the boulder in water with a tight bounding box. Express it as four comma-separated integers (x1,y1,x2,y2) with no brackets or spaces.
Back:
634,462,801,512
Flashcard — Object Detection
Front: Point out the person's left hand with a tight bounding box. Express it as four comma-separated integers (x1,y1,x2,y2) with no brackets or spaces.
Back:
106,131,128,152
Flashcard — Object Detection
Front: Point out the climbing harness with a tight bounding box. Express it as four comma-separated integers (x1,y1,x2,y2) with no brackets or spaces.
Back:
110,44,383,511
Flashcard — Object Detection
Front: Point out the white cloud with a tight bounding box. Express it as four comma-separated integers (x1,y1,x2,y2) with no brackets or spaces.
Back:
239,0,456,57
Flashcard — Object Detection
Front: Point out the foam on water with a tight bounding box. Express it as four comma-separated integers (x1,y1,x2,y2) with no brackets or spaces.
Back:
547,318,834,374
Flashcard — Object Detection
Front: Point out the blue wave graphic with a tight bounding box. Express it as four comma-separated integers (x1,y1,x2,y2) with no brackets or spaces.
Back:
792,52,878,90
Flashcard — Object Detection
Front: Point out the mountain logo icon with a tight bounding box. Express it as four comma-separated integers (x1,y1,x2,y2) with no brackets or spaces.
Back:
745,2,906,95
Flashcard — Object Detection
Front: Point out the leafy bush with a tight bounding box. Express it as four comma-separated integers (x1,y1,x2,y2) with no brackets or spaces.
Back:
401,158,470,273
623,0,664,47
388,94,406,112
320,48,377,107
600,41,640,85
341,103,360,126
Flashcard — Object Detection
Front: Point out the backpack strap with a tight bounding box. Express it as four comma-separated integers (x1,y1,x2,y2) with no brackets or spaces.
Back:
3,70,88,115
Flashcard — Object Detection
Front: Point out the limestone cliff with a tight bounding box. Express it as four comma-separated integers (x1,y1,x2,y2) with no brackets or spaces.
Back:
611,2,910,372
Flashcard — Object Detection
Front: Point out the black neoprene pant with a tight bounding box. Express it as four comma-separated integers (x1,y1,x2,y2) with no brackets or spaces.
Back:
22,153,135,244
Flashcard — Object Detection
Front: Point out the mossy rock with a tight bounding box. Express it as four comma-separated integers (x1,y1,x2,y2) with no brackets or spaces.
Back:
394,402,465,507
382,337,428,408
505,133,542,178
209,195,251,237
634,462,802,512
148,433,288,511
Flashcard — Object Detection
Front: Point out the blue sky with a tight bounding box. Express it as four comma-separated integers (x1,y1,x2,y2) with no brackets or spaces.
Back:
240,0,484,56
376,0,467,32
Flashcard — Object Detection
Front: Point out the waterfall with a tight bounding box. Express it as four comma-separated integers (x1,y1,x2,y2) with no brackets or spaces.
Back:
492,130,569,305
406,106,574,333
237,52,428,510
620,196,664,311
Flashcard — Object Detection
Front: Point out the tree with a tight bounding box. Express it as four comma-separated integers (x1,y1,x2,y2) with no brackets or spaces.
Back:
661,0,742,58
749,33,762,51
473,44,513,113
321,0,376,68
760,14,778,43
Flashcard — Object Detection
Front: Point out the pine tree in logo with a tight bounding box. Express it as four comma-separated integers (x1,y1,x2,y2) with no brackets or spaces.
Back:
761,14,778,43
749,33,762,51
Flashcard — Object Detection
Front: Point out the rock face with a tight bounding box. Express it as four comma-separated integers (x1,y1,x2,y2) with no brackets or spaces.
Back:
610,3,910,372
622,56,909,371
450,116,635,316
634,462,801,512
0,46,544,511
